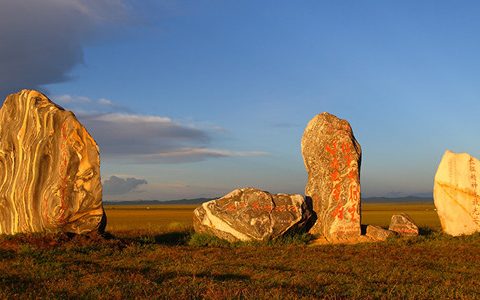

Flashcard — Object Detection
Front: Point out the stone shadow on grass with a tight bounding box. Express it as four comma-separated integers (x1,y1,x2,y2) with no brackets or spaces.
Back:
418,226,436,236
153,231,191,246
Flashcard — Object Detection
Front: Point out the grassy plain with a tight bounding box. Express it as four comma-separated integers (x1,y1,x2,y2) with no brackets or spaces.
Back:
2,202,479,299
104,202,441,232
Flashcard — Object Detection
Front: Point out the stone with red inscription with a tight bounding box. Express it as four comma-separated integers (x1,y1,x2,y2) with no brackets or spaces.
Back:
366,225,397,241
301,112,362,239
193,188,312,242
434,150,480,236
0,90,105,235
388,213,419,236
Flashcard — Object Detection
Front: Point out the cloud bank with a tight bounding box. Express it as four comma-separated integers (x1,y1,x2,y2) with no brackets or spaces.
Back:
103,175,147,195
55,95,268,163
0,0,131,98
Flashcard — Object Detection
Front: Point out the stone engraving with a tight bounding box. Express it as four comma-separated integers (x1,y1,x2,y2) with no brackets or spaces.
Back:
193,188,312,242
434,150,480,236
301,112,361,239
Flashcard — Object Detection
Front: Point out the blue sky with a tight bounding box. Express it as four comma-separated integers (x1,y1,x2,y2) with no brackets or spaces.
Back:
1,0,480,200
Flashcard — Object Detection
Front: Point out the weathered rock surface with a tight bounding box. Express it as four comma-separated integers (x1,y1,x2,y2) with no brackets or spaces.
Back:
434,150,480,236
366,225,397,241
0,90,105,235
389,213,419,236
301,112,362,239
193,188,312,242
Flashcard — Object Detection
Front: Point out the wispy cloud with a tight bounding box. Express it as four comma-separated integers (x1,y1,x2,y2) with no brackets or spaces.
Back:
135,147,269,164
54,94,268,164
54,95,131,113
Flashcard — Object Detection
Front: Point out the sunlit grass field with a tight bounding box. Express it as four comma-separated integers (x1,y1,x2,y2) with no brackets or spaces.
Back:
3,201,479,299
104,202,441,233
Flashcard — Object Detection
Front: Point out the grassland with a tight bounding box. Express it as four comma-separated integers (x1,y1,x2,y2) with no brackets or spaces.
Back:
104,202,441,232
1,202,479,299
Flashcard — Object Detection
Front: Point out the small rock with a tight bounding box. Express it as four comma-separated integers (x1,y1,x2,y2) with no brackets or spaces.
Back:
434,150,480,236
366,225,397,241
301,112,362,239
389,213,419,236
193,188,312,242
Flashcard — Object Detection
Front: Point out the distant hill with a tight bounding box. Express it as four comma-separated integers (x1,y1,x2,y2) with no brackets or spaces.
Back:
362,196,433,203
104,195,433,205
104,198,213,206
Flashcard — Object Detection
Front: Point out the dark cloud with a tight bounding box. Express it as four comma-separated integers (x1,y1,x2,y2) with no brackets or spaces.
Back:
0,0,131,99
103,175,147,195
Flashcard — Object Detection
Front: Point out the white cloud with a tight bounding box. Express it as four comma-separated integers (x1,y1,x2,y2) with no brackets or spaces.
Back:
92,113,171,124
56,94,92,104
98,98,114,106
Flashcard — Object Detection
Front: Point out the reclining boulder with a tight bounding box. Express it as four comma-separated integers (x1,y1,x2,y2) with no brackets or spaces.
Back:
193,188,312,242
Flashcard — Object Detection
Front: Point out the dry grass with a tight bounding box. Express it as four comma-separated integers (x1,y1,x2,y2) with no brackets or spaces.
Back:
105,205,195,232
1,202,478,299
361,202,441,229
105,202,441,232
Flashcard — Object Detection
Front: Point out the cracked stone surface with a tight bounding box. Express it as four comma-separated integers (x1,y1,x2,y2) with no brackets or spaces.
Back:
389,213,419,236
366,225,397,241
193,188,312,242
434,150,480,236
301,112,362,239
0,90,105,235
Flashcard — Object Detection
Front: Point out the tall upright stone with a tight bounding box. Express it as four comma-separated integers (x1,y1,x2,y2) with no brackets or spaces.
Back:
301,112,362,239
434,150,480,236
0,90,105,235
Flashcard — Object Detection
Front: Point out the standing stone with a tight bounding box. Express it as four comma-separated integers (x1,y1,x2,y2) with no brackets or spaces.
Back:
301,112,362,239
388,213,419,236
193,188,312,242
434,150,480,236
0,90,105,235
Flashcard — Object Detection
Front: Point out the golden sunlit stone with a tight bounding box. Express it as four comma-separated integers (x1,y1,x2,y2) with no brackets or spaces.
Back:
0,90,105,235
193,188,312,242
301,112,362,240
434,150,480,236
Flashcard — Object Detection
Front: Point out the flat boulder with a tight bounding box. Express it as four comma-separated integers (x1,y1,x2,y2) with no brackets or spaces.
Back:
434,150,480,236
389,213,419,236
193,188,312,242
301,112,362,239
0,90,105,235
365,225,397,241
